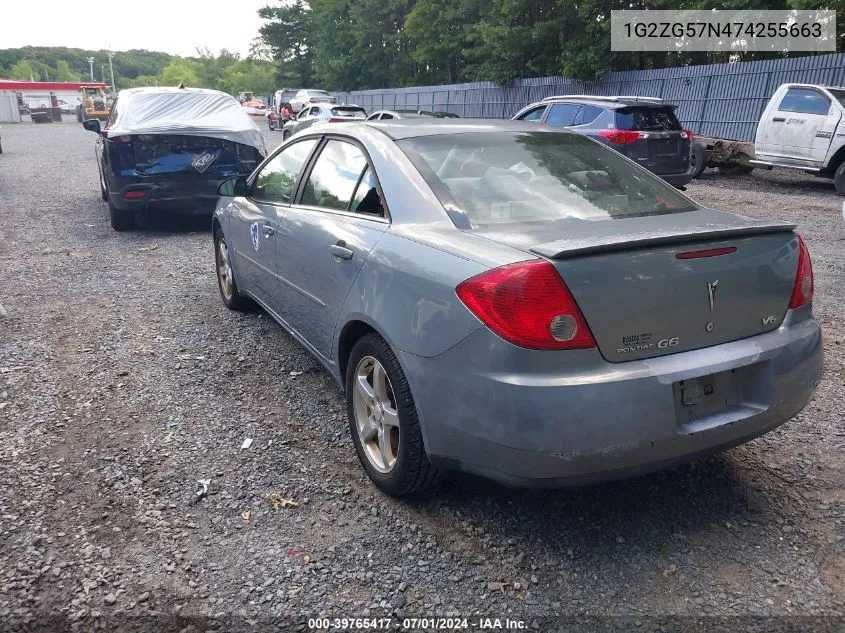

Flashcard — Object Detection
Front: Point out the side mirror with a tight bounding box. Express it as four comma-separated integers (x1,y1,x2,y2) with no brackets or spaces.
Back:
82,119,101,133
217,175,249,197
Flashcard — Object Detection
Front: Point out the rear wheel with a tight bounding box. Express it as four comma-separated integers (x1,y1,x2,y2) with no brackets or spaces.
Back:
833,162,845,196
268,119,275,131
690,143,706,179
346,333,443,496
99,169,108,202
108,201,135,231
282,129,291,141
214,228,253,311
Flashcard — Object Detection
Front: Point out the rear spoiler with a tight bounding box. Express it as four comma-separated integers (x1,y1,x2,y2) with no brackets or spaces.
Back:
530,221,796,259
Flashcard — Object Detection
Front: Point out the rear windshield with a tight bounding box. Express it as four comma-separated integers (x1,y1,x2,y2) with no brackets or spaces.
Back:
309,90,331,97
397,131,696,228
331,106,366,117
615,107,681,131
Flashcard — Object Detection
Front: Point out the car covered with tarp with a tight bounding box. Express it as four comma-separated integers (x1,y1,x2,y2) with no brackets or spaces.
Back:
82,87,267,231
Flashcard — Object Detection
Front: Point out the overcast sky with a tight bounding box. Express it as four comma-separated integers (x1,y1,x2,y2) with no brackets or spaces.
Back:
3,0,272,57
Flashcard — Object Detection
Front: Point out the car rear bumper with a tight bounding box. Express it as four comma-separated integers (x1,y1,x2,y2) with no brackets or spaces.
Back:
399,309,822,487
108,175,229,215
657,170,693,187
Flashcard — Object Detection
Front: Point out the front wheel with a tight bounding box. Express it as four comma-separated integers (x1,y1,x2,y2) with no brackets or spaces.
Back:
346,333,443,496
282,129,291,141
214,228,253,311
99,169,108,202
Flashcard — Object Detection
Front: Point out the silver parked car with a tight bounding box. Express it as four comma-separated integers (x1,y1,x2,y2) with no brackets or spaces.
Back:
212,120,822,496
282,104,367,140
289,89,337,114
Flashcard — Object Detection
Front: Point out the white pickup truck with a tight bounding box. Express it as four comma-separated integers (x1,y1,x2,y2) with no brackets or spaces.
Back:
693,83,845,195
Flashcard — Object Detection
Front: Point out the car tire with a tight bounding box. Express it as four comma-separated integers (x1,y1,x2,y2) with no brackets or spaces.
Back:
99,170,108,202
690,143,706,179
214,228,253,311
833,162,845,197
282,129,291,141
346,333,443,496
268,120,275,131
108,200,135,231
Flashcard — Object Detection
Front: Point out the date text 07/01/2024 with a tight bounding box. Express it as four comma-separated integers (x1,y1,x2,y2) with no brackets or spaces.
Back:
307,617,527,630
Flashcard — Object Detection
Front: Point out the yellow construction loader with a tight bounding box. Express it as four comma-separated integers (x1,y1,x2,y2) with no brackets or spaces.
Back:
76,85,111,122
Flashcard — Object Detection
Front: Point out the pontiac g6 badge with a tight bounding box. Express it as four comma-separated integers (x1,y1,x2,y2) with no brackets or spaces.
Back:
707,280,718,312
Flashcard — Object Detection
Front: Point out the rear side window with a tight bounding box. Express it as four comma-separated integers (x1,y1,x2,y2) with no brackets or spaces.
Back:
778,88,831,115
615,107,681,131
576,105,603,126
300,140,375,212
350,166,383,216
517,106,546,122
252,139,317,204
380,113,394,120
546,103,581,126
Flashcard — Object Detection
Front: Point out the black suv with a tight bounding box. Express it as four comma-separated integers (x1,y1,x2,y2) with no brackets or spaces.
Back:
512,96,693,188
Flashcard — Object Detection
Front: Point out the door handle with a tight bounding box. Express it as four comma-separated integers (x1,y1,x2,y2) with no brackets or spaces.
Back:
330,241,354,260
772,117,785,122
262,224,275,237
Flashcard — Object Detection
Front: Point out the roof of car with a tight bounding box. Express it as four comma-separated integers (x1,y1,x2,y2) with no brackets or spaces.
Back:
536,95,672,109
359,118,571,140
119,86,225,98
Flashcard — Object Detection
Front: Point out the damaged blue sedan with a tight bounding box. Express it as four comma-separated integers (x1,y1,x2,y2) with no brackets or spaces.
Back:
82,87,266,231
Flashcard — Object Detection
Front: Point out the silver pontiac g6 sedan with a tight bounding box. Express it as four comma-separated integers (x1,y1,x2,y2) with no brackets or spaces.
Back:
212,120,822,496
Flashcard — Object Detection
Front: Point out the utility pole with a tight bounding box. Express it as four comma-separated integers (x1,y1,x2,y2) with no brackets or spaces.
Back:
87,57,95,82
107,50,116,93
101,65,106,85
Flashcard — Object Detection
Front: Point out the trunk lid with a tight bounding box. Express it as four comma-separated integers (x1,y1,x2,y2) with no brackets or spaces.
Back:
473,210,799,362
615,106,690,175
130,134,261,177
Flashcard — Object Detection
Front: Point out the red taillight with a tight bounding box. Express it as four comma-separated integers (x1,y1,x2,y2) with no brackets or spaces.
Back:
327,117,347,123
681,129,694,141
330,97,337,103
456,260,596,350
309,97,317,103
788,235,814,309
123,191,148,199
598,129,641,145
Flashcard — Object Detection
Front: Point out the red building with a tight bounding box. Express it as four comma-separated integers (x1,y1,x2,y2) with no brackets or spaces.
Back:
0,80,109,110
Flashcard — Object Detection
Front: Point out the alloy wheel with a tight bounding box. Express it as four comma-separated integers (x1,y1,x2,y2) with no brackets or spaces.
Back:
353,355,400,473
216,237,234,302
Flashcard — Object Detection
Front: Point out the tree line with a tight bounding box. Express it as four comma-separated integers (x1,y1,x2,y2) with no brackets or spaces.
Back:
259,0,845,90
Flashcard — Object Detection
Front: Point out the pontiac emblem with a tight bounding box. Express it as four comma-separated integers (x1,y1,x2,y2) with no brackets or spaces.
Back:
707,280,718,312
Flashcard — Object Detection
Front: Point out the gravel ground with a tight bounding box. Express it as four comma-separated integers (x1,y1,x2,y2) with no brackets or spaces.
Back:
0,121,843,633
